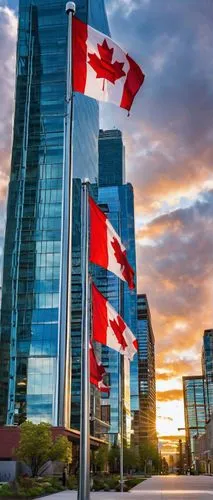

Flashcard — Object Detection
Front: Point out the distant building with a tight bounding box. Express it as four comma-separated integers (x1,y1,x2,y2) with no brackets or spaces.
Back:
134,294,156,446
183,376,208,466
98,129,125,187
94,129,138,445
202,329,213,419
195,412,213,474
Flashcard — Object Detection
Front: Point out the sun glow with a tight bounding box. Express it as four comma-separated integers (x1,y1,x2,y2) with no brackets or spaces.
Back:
157,400,185,437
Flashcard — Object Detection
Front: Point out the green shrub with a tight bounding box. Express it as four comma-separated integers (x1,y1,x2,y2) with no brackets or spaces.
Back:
37,481,52,488
126,477,145,489
103,483,110,491
48,476,63,489
18,477,34,489
16,489,28,498
114,482,128,492
67,475,78,490
107,476,119,490
42,485,58,494
26,486,43,496
93,478,105,491
0,483,14,496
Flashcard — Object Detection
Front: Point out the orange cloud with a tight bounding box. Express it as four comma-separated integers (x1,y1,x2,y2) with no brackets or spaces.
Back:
160,435,185,442
156,373,171,381
157,389,183,402
156,359,199,380
137,195,213,431
132,146,213,215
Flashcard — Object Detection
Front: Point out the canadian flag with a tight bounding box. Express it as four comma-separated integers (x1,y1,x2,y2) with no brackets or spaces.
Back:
89,196,135,290
92,283,138,361
90,342,110,393
72,17,145,112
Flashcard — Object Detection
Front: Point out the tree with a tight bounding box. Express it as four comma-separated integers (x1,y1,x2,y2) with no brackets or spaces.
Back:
93,445,109,472
139,441,159,474
161,457,169,474
50,435,72,464
108,444,120,473
15,421,72,477
123,446,140,473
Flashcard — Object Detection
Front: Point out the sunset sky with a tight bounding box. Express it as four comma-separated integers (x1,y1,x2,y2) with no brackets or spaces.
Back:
0,0,213,454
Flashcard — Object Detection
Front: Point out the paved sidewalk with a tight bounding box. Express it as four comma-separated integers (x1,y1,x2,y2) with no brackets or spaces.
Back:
41,475,213,500
41,492,131,499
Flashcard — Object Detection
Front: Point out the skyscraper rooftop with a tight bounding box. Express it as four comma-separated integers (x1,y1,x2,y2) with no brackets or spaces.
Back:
98,129,125,187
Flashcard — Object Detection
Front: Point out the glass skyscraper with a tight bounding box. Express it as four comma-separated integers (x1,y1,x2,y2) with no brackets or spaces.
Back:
98,129,125,187
133,294,156,446
202,329,213,419
0,0,109,427
95,129,138,445
183,376,208,464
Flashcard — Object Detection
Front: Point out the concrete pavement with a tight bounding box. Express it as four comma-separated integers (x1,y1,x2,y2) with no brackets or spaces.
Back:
41,475,213,499
132,474,213,498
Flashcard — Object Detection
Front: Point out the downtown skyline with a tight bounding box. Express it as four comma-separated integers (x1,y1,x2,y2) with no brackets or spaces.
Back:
0,0,213,455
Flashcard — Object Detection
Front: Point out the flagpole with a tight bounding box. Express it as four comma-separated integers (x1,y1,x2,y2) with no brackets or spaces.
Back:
56,1,76,427
119,281,124,492
79,180,90,500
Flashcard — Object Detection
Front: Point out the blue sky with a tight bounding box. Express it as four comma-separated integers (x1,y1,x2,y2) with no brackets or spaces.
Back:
0,0,213,447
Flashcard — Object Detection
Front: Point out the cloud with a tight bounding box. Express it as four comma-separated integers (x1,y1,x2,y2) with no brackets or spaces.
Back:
159,434,185,455
158,415,173,422
106,0,146,19
102,0,213,217
136,189,213,426
0,7,17,195
137,190,213,310
156,359,199,380
156,373,171,381
160,435,185,442
137,190,213,413
0,6,17,274
157,389,183,402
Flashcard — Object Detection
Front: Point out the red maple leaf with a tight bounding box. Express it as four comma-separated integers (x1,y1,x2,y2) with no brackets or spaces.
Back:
109,315,127,350
88,39,126,86
111,237,135,289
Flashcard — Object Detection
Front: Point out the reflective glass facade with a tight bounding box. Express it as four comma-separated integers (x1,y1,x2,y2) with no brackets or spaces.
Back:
0,0,109,426
202,329,213,419
183,376,208,463
133,294,156,446
93,183,138,445
98,130,125,187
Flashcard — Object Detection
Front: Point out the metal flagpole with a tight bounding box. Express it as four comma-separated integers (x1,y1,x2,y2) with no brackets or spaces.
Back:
56,1,76,427
119,281,124,492
79,180,90,500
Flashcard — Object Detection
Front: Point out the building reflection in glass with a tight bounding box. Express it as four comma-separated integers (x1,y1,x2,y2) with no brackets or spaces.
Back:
183,375,208,465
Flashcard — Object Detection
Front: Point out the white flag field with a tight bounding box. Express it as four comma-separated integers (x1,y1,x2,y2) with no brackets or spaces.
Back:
72,17,145,111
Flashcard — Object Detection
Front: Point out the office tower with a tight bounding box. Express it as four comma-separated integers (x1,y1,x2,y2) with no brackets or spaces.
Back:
94,184,138,446
0,0,109,427
183,376,208,465
98,129,125,187
134,294,156,446
94,129,138,445
202,329,213,419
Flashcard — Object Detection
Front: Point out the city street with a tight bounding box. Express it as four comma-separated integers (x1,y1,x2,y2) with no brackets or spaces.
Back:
41,475,213,499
